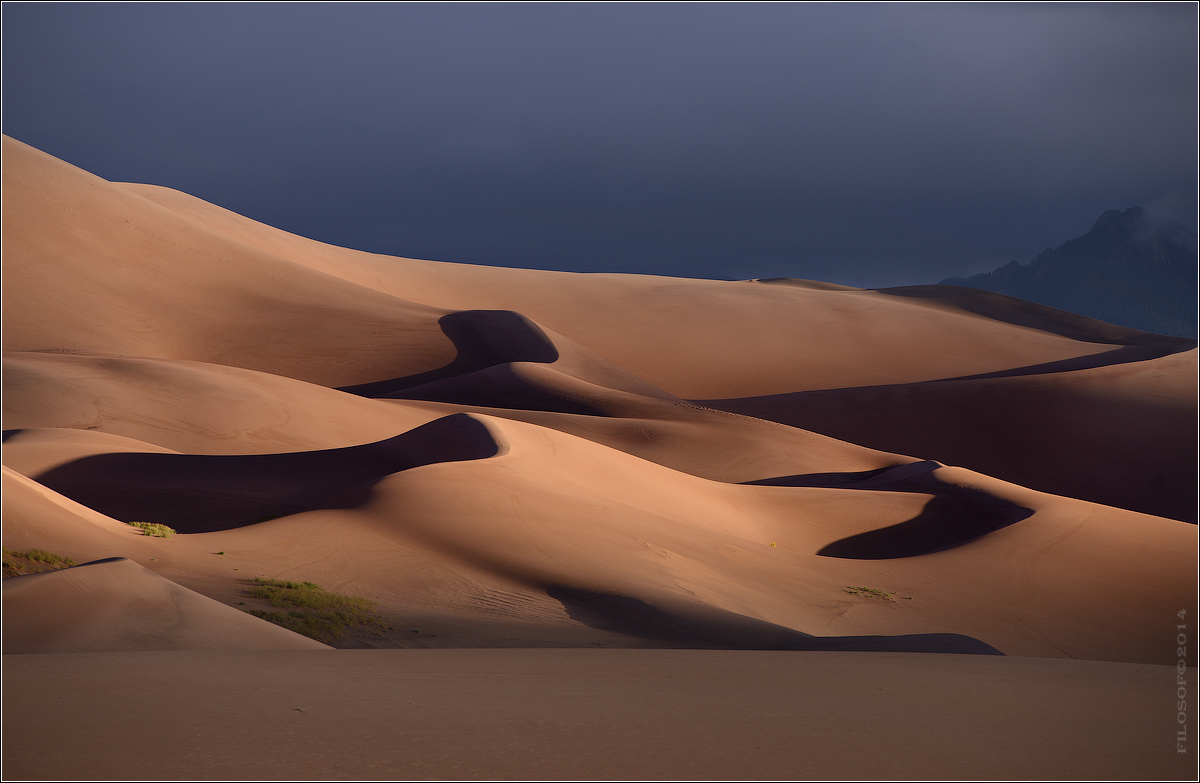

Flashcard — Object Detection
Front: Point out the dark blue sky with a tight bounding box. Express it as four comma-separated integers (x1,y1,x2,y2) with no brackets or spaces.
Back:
3,2,1196,287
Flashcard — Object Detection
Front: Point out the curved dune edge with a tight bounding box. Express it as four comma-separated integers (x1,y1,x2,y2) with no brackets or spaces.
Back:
748,461,1036,558
2,427,181,478
338,309,685,404
1,350,452,454
2,557,331,653
705,347,1199,520
2,466,139,556
2,348,910,484
23,413,503,533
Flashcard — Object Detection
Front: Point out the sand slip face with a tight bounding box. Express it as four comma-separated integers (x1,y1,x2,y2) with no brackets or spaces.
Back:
703,344,1198,520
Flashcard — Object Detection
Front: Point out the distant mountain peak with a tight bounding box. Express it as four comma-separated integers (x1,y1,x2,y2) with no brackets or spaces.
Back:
940,206,1198,338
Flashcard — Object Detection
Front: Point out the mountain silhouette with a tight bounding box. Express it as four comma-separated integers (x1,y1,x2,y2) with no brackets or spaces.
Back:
941,207,1198,337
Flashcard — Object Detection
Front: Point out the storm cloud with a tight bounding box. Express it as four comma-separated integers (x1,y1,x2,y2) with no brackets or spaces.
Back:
3,3,1195,287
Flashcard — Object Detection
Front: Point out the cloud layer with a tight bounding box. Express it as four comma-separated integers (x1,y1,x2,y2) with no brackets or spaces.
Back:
3,3,1195,286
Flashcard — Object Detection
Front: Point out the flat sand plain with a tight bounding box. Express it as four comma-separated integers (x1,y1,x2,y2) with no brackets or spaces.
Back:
3,135,1197,780
4,649,1192,781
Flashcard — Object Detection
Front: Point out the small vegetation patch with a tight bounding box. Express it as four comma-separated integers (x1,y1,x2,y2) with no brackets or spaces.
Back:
3,547,76,577
126,521,176,538
240,578,392,645
845,586,899,601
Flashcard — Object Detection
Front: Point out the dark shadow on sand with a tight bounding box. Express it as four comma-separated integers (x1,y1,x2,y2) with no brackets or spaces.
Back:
339,310,560,397
28,414,500,534
815,494,1033,559
547,585,1003,655
931,342,1194,383
336,309,610,416
745,461,1034,558
371,364,608,416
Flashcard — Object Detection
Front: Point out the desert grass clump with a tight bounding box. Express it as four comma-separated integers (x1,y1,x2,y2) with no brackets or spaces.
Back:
241,577,392,644
845,586,897,601
3,546,76,577
126,521,176,538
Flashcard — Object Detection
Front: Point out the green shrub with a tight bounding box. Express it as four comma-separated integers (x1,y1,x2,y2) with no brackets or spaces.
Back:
845,586,897,601
240,578,391,644
2,546,76,577
126,521,176,538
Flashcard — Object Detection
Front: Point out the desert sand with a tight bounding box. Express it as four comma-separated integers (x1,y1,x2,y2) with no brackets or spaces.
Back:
3,134,1197,780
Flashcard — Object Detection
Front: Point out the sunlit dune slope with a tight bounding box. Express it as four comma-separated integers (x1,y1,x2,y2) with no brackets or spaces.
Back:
3,556,330,653
2,135,1194,669
110,153,1126,398
2,137,456,386
2,350,909,480
2,351,442,454
6,412,1192,664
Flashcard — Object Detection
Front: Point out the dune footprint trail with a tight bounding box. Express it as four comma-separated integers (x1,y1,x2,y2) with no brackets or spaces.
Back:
2,134,1195,668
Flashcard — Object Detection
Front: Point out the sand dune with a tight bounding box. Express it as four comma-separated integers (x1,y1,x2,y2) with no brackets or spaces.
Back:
2,348,908,480
240,415,1189,664
2,350,444,454
114,155,1120,398
3,137,456,386
9,410,1187,663
25,414,501,533
705,346,1198,520
4,135,1195,779
3,557,330,653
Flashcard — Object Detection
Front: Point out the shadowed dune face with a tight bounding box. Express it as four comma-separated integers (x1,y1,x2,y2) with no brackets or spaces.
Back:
25,414,502,533
814,494,1034,559
374,362,614,416
747,461,1036,558
339,309,686,411
338,310,560,396
2,136,1195,667
546,586,1003,654
708,348,1199,521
